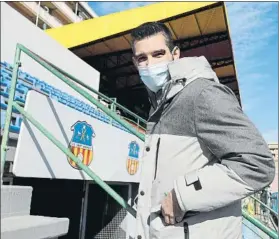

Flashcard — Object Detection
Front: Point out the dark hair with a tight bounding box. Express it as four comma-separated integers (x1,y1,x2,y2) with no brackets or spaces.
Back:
130,22,174,53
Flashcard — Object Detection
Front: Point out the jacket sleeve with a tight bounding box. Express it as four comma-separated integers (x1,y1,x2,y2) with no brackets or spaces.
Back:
173,83,275,213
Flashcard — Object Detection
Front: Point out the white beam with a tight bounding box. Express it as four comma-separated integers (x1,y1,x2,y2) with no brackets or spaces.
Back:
20,2,62,28
79,2,99,18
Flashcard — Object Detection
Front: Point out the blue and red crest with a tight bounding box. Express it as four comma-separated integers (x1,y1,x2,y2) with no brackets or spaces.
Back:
126,141,140,175
67,121,95,170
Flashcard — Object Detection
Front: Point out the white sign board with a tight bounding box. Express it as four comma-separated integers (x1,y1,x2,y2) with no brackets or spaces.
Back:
13,91,144,182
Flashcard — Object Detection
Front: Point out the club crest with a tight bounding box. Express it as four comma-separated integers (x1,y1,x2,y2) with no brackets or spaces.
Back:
67,121,95,170
126,141,140,175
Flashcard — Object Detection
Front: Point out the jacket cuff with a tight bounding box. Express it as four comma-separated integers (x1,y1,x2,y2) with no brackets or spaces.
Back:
173,175,187,212
174,170,200,213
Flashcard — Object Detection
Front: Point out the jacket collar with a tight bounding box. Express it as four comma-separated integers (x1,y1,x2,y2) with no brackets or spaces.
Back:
147,56,220,112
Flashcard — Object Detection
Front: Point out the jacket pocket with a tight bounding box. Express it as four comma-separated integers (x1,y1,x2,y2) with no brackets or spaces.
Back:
150,217,188,239
149,205,165,232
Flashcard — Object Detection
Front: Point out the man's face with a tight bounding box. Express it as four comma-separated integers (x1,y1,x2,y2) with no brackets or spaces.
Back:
132,32,180,68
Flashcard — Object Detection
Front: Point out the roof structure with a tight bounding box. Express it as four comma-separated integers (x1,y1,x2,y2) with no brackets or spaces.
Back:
46,1,241,106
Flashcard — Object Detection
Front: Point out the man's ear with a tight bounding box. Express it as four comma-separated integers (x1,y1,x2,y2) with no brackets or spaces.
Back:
172,46,180,60
132,56,139,70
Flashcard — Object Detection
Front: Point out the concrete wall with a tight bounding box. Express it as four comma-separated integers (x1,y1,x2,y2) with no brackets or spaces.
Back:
0,2,100,103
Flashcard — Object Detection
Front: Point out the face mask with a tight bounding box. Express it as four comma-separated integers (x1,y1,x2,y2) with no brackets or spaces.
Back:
138,61,171,93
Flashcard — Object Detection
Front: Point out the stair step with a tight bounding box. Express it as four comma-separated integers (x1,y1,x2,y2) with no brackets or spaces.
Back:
1,215,69,239
1,185,32,218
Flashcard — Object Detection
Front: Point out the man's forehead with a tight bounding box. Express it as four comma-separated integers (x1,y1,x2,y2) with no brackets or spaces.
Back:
133,33,168,55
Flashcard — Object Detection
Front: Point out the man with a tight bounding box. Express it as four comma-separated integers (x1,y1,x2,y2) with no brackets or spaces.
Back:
130,22,275,239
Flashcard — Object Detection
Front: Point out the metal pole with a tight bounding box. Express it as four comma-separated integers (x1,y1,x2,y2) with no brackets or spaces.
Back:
1,47,21,181
242,210,278,239
79,181,89,239
75,2,79,22
35,1,41,26
12,102,137,218
126,183,132,239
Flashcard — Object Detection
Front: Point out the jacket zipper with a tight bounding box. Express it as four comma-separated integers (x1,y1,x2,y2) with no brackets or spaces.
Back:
154,137,161,180
184,222,189,239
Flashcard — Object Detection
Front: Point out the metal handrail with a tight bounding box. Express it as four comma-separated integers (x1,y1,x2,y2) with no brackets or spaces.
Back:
121,116,146,132
1,44,277,239
16,44,145,142
250,195,278,216
242,210,278,239
12,101,137,218
24,47,147,128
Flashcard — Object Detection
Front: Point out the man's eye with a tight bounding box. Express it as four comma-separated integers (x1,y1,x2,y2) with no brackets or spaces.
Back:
137,57,147,63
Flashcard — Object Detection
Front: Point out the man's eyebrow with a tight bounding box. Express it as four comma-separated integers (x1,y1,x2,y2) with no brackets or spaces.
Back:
152,49,166,55
134,53,146,58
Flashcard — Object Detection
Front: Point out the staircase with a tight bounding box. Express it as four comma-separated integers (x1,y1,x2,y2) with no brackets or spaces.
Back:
1,185,69,239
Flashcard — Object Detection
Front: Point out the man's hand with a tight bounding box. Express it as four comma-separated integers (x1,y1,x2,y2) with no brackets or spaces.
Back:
161,189,184,225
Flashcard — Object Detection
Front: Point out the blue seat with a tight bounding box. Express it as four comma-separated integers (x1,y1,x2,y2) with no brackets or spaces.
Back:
14,114,23,128
8,65,13,71
0,72,11,81
15,85,25,94
0,62,131,134
1,62,9,68
18,77,37,88
9,125,20,134
0,83,10,93
51,88,62,102
2,70,12,79
22,75,36,86
0,81,8,87
0,98,7,110
14,96,25,104
16,84,32,98
89,109,98,119
67,97,76,109
0,91,9,99
3,76,11,84
1,83,8,94
58,92,69,105
0,110,20,134
41,88,51,95
83,104,91,116
0,110,6,129
17,82,30,95
0,102,20,114
35,80,45,90
75,100,83,112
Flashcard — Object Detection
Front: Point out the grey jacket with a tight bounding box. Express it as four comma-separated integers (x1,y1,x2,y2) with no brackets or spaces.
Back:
135,57,275,239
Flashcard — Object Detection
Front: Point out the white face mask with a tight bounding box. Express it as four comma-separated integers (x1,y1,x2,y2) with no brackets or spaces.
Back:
138,61,171,93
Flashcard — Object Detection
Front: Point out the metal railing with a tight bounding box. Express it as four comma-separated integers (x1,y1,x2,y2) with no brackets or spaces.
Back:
250,195,278,217
242,210,278,239
40,56,147,130
0,44,278,239
242,194,278,234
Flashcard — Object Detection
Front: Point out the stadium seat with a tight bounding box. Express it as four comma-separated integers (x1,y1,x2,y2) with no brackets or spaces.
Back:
0,61,129,135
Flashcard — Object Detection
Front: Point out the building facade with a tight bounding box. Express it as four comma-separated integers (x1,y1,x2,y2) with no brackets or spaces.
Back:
6,1,98,30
